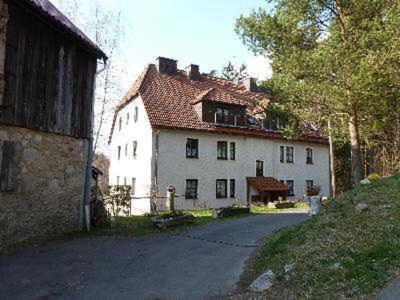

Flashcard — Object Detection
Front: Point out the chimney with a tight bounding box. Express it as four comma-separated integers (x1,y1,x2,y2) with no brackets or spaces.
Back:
186,64,201,81
244,77,258,92
156,57,177,75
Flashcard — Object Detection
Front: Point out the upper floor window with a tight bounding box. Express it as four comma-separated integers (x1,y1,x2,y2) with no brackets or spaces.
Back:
134,106,139,122
133,141,137,159
126,112,130,125
286,146,294,163
216,179,227,198
186,138,199,158
216,108,229,123
116,176,120,185
280,146,284,163
124,177,127,185
217,141,228,159
306,180,314,190
230,142,236,160
256,160,264,177
230,179,235,198
286,180,294,196
117,146,121,160
306,148,313,164
125,144,128,157
118,117,122,131
185,179,198,199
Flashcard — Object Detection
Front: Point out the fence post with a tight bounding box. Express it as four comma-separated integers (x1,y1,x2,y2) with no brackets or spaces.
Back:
166,185,176,213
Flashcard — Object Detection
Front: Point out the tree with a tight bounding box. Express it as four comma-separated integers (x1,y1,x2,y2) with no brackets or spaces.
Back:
236,0,400,184
221,61,249,82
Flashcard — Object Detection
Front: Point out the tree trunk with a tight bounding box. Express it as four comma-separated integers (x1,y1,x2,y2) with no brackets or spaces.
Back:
349,114,362,184
328,119,336,198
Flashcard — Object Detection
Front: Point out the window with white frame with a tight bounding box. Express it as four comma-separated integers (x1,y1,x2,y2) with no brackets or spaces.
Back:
306,148,313,164
186,138,199,158
286,180,294,196
286,147,294,163
216,179,227,198
117,146,121,160
306,180,314,190
134,106,138,122
217,141,228,159
185,179,198,199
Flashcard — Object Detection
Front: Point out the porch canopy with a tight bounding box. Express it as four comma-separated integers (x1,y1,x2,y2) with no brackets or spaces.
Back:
247,177,288,203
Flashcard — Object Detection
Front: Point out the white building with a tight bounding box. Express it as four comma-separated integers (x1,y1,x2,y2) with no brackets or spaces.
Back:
109,57,330,215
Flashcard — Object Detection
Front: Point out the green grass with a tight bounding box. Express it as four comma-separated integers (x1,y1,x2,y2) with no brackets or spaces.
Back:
75,204,306,238
250,174,400,298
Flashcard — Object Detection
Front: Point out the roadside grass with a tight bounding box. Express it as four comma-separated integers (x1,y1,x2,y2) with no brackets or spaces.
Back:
248,174,400,298
75,203,307,238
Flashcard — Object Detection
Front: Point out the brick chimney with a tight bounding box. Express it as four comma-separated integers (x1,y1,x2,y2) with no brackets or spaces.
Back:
156,57,177,75
186,64,201,81
244,77,258,92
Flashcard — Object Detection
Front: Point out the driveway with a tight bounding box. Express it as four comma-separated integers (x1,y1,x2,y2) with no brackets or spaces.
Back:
0,213,307,300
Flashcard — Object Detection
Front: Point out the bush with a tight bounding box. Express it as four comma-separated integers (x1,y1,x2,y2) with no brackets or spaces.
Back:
367,173,381,181
217,206,250,217
106,185,131,216
275,201,295,209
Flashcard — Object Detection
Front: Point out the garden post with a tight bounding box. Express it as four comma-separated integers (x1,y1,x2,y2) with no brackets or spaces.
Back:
166,186,176,213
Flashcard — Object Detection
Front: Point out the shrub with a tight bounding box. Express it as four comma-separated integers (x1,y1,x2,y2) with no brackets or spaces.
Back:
367,173,381,181
275,201,295,209
106,185,132,216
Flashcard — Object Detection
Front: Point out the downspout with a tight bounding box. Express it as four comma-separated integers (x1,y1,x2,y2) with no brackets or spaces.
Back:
81,58,107,231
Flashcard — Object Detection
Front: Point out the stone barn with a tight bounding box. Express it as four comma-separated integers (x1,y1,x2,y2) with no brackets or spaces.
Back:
0,0,106,252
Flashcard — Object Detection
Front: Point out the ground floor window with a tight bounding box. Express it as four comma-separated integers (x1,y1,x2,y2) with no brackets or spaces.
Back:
185,179,198,199
131,178,136,195
306,180,313,190
286,180,294,196
216,179,227,198
116,176,120,185
230,179,235,197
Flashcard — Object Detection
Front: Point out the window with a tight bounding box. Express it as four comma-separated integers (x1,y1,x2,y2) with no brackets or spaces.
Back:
230,142,236,160
131,178,136,195
134,106,138,122
306,148,313,164
125,144,128,157
126,112,130,124
185,179,198,199
286,146,294,163
256,160,264,177
216,107,229,123
280,146,285,163
116,176,120,185
124,177,127,185
286,180,294,196
216,179,227,198
306,180,314,190
133,141,137,158
217,141,228,159
118,117,122,131
280,180,285,184
117,146,121,160
230,179,235,197
186,138,199,158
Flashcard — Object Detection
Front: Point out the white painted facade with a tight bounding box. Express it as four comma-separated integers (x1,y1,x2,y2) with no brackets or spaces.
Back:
109,96,330,215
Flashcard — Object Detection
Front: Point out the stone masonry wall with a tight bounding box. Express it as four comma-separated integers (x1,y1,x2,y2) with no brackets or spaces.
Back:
0,125,88,253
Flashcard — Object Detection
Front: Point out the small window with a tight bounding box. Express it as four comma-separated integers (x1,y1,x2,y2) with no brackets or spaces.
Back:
126,112,130,124
280,146,284,163
306,180,314,190
286,180,294,196
118,117,122,131
230,179,235,198
230,142,236,160
134,107,138,122
306,148,313,164
117,146,121,160
186,138,199,158
131,178,136,195
125,144,128,157
116,176,120,185
217,141,228,159
286,147,294,163
256,160,264,177
124,177,127,185
185,179,198,199
133,141,137,158
216,179,227,198
216,108,229,123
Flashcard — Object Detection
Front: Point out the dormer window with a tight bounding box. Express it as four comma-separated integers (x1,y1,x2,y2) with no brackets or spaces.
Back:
216,108,229,124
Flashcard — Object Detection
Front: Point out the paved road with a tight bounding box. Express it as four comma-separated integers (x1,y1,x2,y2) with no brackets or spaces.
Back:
0,213,307,300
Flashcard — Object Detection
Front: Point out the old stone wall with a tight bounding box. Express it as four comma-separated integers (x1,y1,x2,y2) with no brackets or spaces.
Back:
0,125,88,253
0,0,8,106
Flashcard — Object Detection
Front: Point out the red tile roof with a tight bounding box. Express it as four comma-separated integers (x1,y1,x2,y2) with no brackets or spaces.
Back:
109,63,328,145
247,177,289,192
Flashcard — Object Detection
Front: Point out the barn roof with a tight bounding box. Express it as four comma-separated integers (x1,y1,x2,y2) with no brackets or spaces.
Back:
18,0,106,59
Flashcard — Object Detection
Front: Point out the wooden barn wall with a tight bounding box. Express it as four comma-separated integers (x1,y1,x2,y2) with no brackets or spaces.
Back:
0,2,97,139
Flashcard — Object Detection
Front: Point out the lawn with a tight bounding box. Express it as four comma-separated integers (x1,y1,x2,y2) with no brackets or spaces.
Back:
78,203,307,238
244,174,400,298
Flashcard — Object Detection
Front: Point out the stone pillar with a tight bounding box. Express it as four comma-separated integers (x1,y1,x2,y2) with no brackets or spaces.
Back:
166,185,176,213
0,0,8,107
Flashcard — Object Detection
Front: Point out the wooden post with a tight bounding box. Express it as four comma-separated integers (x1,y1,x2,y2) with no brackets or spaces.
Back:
166,185,176,213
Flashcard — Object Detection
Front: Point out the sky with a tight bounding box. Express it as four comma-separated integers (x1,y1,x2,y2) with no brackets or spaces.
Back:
52,0,273,90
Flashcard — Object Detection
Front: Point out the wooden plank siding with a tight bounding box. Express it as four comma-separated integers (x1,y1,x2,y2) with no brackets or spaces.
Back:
0,1,97,139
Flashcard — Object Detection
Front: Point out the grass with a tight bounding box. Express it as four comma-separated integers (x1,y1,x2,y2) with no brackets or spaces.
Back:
76,203,307,238
248,174,400,298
